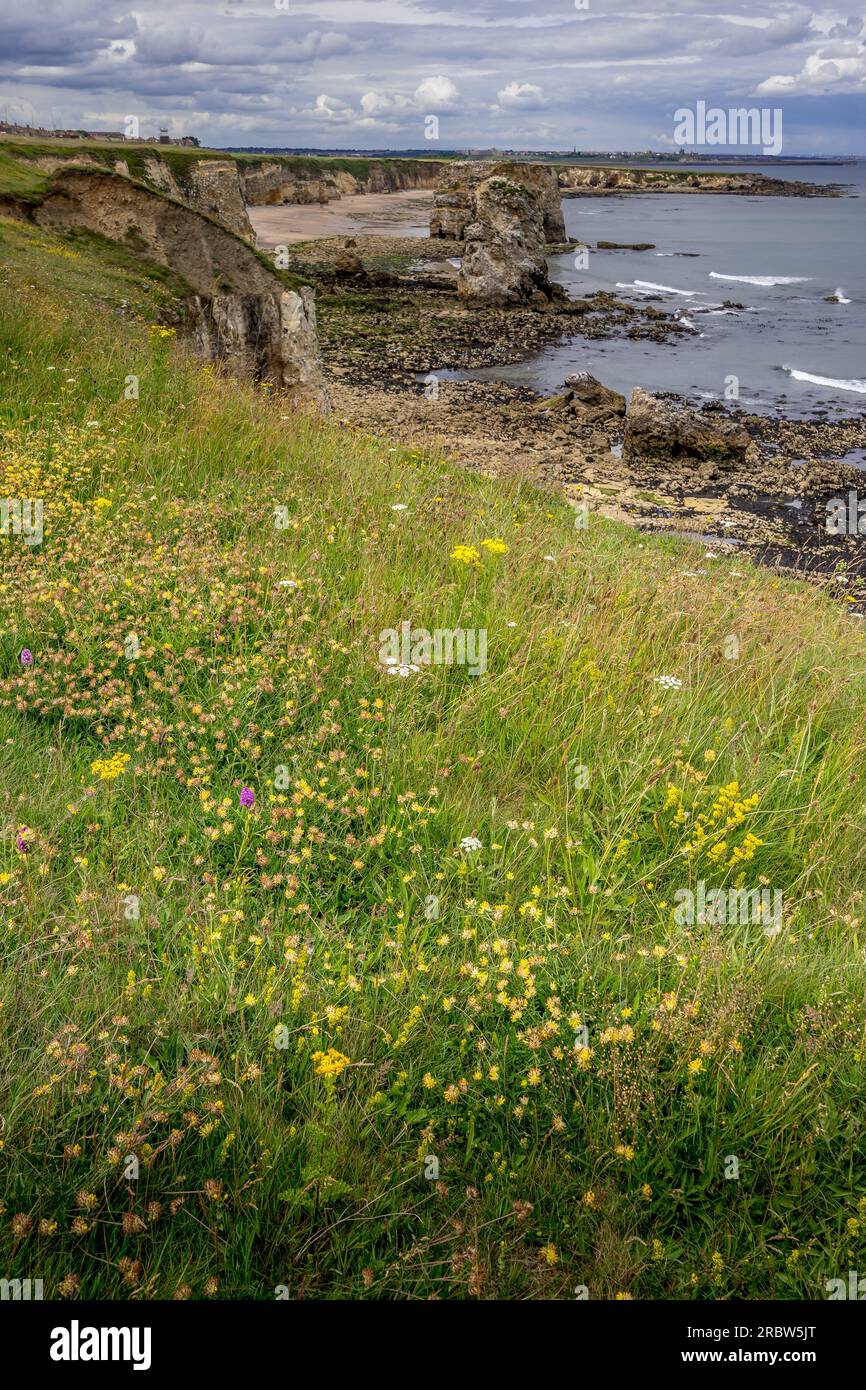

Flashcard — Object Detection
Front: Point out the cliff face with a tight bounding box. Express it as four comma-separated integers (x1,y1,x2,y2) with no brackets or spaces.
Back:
558,166,752,193
21,149,447,233
25,150,256,239
11,168,325,408
238,158,445,208
431,161,566,244
165,158,254,240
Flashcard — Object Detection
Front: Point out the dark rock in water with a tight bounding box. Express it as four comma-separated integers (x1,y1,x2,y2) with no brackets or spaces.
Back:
596,240,656,251
824,293,843,303
623,388,754,471
546,238,583,255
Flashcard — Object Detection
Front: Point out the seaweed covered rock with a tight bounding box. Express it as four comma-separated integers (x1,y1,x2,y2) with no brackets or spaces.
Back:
624,388,754,471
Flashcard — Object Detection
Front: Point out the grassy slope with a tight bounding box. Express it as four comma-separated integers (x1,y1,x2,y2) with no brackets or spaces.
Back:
1,213,866,1301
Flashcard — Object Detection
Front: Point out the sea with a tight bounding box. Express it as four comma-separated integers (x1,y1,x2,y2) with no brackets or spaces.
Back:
461,161,866,420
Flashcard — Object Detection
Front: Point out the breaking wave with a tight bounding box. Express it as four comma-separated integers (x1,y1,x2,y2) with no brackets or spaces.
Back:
781,365,866,394
617,280,698,297
709,272,810,287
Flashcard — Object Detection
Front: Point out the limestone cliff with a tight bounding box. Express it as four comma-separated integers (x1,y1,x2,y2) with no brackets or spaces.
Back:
238,157,445,208
18,148,447,237
431,161,566,245
23,150,256,240
5,168,326,408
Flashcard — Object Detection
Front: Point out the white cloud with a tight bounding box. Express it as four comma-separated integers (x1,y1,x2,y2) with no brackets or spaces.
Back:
310,93,355,120
495,80,546,109
413,75,459,110
360,89,413,115
308,74,461,129
757,43,866,95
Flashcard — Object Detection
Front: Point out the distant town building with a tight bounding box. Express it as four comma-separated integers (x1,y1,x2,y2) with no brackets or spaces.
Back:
0,121,199,147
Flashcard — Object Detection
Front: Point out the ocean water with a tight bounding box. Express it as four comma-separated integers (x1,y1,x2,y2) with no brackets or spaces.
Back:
467,162,866,419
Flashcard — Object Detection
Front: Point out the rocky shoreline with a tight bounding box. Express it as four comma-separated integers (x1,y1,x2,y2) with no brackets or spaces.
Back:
285,227,866,607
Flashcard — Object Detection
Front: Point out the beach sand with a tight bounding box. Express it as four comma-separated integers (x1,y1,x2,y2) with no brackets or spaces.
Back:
248,188,434,246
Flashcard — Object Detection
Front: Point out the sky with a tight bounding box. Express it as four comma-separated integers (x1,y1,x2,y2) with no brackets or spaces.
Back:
1,0,865,154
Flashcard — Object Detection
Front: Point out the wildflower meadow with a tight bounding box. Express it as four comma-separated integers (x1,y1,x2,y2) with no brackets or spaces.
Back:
2,215,866,1301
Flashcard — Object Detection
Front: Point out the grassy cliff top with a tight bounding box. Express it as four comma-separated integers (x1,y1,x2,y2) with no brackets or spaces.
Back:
1,213,865,1299
0,137,446,184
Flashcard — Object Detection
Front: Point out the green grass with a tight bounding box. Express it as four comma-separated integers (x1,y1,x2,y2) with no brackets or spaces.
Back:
0,150,50,201
1,213,866,1301
0,140,221,195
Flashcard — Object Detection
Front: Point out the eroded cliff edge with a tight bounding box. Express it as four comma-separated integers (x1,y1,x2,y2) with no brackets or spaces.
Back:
2,167,326,409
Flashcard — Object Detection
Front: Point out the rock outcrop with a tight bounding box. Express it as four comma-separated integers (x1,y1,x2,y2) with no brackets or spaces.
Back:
12,168,326,408
23,150,255,241
183,160,254,240
457,175,561,308
556,165,836,198
431,161,566,245
623,388,754,471
333,239,365,278
546,373,627,424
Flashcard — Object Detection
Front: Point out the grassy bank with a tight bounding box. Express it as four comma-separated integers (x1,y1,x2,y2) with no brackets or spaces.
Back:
1,212,866,1301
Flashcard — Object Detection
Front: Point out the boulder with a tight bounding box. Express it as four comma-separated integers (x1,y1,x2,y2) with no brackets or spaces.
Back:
561,372,626,421
623,388,753,470
457,176,560,307
334,240,365,277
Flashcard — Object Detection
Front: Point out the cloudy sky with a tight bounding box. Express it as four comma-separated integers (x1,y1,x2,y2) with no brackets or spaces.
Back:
2,0,865,154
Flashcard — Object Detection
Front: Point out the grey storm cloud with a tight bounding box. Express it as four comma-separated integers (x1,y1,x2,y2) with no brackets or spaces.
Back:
0,0,863,152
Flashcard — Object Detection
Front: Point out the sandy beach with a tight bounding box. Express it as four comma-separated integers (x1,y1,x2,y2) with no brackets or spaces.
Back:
248,188,434,246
